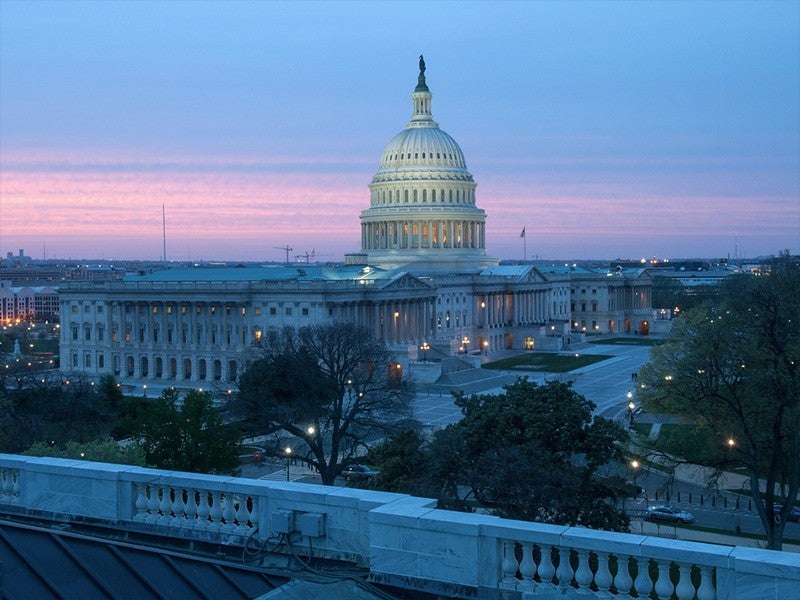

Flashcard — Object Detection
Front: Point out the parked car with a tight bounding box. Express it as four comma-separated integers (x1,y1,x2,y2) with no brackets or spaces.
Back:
773,504,800,523
646,505,694,524
238,446,266,464
341,464,377,479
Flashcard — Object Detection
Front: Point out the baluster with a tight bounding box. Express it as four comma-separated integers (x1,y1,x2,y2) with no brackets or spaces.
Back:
183,488,198,528
234,494,251,534
675,564,696,600
221,493,236,533
500,540,519,589
613,554,633,599
555,546,573,594
158,486,173,525
196,491,211,529
171,486,186,526
0,469,10,501
518,542,535,592
634,557,653,599
11,469,18,501
574,550,593,595
248,496,258,532
654,560,674,600
594,552,613,599
147,485,160,523
537,545,556,591
134,483,148,521
208,491,223,530
697,566,716,600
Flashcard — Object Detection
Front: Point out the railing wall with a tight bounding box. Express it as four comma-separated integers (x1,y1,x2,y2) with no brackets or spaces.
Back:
1,455,798,600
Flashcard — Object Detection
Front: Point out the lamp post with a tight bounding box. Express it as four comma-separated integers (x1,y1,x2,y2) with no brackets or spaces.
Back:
420,341,430,362
462,336,470,355
627,390,635,427
284,446,292,481
483,340,489,356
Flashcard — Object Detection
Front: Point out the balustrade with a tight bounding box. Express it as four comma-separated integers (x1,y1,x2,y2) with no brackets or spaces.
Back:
498,537,717,599
133,482,257,535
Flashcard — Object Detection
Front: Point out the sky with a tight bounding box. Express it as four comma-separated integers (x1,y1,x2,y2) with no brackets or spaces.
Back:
1,0,798,263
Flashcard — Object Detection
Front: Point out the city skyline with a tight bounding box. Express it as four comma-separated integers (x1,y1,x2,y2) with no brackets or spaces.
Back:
1,1,798,262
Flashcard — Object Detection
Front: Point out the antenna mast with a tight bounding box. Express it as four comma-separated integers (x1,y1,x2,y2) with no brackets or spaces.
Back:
162,204,167,264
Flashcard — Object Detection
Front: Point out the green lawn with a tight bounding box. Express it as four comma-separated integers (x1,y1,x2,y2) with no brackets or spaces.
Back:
588,337,662,346
483,352,612,372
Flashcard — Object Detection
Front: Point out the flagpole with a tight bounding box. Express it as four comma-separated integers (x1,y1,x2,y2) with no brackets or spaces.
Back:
522,226,527,261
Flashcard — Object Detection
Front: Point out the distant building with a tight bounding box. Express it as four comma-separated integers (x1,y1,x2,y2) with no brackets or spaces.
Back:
58,59,651,388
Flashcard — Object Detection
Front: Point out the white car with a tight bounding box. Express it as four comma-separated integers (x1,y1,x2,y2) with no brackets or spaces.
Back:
646,505,694,524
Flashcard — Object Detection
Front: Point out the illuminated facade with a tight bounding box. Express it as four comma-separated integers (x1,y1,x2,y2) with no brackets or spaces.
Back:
58,59,650,388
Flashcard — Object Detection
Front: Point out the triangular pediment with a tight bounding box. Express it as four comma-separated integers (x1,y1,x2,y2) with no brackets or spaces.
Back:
378,271,433,291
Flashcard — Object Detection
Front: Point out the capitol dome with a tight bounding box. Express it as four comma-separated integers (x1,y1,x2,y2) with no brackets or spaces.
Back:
360,57,496,273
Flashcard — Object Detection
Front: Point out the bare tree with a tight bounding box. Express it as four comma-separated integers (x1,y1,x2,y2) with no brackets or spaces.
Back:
234,323,415,485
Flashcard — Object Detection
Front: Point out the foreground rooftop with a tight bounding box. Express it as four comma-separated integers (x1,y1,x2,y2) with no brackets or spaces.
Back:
1,454,797,599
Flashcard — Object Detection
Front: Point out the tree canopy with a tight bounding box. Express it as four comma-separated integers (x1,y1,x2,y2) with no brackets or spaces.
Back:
639,253,799,549
365,378,631,531
134,388,242,475
234,323,415,485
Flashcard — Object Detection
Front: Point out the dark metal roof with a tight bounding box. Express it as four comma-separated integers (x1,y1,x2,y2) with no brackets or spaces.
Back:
0,520,287,600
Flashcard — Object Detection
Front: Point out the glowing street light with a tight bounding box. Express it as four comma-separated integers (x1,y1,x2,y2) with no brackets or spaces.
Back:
284,446,292,481
420,341,430,361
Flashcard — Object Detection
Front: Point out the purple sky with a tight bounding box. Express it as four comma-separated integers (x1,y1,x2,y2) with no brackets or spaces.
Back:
1,1,798,262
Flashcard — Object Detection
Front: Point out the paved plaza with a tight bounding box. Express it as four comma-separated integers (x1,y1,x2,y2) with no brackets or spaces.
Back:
413,340,655,428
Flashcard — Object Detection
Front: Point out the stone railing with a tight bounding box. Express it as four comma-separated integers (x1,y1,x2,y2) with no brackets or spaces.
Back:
1,454,798,600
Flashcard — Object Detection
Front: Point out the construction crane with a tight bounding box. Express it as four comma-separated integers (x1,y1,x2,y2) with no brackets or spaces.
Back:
273,245,293,264
294,249,332,264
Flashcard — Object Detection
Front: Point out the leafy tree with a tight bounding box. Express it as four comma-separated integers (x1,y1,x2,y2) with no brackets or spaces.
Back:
366,379,630,530
639,253,799,550
235,323,415,485
134,388,242,475
449,379,629,530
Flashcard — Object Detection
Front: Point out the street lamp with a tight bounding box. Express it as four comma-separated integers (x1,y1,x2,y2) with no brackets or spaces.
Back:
483,340,489,355
284,446,292,481
627,390,635,427
420,341,430,362
462,336,470,354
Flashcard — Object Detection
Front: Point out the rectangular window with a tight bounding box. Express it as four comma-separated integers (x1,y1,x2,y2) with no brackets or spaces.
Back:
71,305,78,314
285,307,292,316
97,305,103,313
84,305,90,313
301,308,309,316
328,308,334,316
85,353,91,368
84,328,91,341
153,306,158,314
254,307,262,316
167,306,173,314
72,353,78,367
196,306,201,314
211,306,216,314
269,307,277,316
98,354,104,368
241,307,247,316
181,306,187,314
97,328,104,341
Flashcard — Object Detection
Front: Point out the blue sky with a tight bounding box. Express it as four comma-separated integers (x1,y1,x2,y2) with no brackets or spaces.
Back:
1,0,798,261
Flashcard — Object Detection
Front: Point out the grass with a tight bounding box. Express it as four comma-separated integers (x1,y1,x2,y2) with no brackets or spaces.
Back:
483,352,612,373
588,337,663,346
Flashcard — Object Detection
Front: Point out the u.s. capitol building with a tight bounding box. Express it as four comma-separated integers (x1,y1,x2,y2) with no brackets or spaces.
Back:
58,59,652,388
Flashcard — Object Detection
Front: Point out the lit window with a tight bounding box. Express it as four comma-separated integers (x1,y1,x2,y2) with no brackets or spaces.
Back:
255,307,262,316
153,306,158,314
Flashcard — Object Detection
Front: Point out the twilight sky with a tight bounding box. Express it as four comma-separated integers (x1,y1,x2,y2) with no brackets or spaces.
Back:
1,0,798,263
